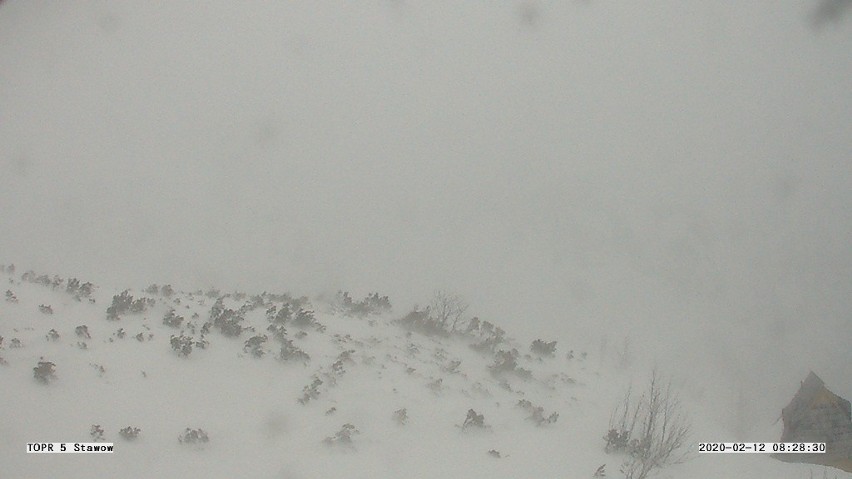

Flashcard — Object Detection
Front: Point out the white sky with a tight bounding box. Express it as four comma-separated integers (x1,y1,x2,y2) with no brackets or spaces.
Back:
1,0,850,433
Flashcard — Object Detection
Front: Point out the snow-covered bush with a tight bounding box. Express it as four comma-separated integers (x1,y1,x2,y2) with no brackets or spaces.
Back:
517,399,559,426
331,350,355,375
66,278,94,299
298,377,323,405
210,299,246,337
291,308,322,331
178,428,209,444
33,360,56,384
442,359,462,374
323,423,359,447
337,291,392,317
428,378,443,394
396,308,448,337
90,424,105,442
530,339,557,357
489,349,532,379
170,335,193,357
604,428,630,453
45,329,60,341
5,290,17,303
194,336,209,350
75,325,91,339
267,323,287,342
393,408,408,425
38,304,53,315
244,334,267,358
462,409,488,431
107,290,152,320
468,319,508,353
279,339,310,364
119,426,141,441
268,303,291,325
162,310,184,328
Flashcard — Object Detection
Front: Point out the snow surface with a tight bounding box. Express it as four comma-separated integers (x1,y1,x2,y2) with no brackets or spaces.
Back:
0,269,848,479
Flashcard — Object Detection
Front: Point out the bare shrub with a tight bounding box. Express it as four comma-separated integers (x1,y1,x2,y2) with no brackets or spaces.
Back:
430,290,468,332
605,369,691,479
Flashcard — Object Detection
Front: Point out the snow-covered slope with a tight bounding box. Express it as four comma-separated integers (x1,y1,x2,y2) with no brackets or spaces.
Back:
0,267,847,479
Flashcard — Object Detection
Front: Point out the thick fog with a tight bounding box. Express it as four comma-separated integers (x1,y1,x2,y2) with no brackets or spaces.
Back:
1,1,850,437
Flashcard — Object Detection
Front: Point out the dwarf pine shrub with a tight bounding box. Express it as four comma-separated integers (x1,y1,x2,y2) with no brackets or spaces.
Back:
170,335,193,357
279,339,310,364
163,310,184,328
244,335,267,358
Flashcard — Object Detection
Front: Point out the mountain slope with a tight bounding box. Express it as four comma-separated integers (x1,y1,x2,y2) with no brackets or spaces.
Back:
0,266,846,479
